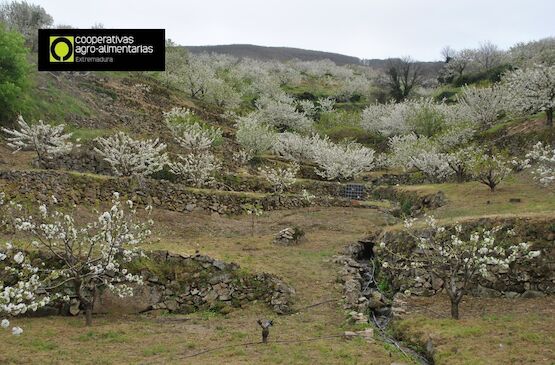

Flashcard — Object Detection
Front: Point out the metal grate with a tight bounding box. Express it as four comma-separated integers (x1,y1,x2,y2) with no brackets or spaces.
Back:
340,184,366,200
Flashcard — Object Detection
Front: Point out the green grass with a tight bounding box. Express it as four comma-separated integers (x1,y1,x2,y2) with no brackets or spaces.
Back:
21,73,92,122
394,296,555,365
397,173,555,221
142,345,169,356
65,126,113,142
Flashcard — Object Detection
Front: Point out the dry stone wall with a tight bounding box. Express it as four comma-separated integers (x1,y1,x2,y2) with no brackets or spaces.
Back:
9,250,295,317
0,170,366,215
366,217,555,297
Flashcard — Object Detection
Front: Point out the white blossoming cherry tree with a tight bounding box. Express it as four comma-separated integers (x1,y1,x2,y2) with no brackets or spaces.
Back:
169,152,221,188
503,64,555,126
259,163,299,194
469,152,511,192
525,142,555,186
3,192,153,326
377,216,540,319
312,140,376,181
163,107,222,153
1,115,76,168
94,132,169,177
164,107,223,187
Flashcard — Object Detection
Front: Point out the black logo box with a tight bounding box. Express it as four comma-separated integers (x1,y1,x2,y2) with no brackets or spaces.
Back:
38,29,165,71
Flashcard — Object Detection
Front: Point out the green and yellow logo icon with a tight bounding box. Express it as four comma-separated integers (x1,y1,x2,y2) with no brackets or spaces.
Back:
49,36,74,62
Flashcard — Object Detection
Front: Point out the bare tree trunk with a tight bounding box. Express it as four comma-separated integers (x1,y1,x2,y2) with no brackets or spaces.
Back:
450,299,460,320
85,306,93,326
547,108,553,127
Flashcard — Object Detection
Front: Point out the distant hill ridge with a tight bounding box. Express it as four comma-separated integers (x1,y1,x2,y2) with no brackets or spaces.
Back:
183,44,362,65
183,44,445,76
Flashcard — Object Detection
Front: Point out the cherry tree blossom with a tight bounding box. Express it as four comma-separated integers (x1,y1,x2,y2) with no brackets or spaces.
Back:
502,64,555,126
235,114,276,159
312,140,376,181
2,192,152,326
377,215,540,319
361,101,410,136
94,132,169,177
525,142,555,186
181,53,216,98
509,37,555,67
296,97,334,120
1,194,54,335
273,132,317,162
387,133,431,170
446,147,476,182
259,163,299,193
409,150,453,182
361,99,471,138
469,152,511,192
0,247,51,336
170,152,221,188
254,94,313,132
205,78,242,111
296,100,319,119
458,85,505,128
2,115,75,168
164,108,222,153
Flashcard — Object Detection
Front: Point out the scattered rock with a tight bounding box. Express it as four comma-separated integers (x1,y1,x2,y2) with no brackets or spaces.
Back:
273,227,305,245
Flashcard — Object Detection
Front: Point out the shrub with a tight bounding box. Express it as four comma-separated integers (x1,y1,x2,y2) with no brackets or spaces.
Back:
0,25,28,125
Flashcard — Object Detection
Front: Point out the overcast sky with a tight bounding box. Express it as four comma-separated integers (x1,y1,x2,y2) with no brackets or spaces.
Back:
34,0,554,61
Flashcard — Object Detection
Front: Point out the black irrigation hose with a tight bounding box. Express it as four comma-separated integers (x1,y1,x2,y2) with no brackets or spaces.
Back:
180,335,345,359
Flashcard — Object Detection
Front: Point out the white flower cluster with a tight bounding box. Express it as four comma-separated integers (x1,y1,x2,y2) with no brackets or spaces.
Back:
232,149,251,166
361,101,411,136
169,122,222,153
164,107,222,153
458,85,506,127
409,150,453,182
502,64,555,125
235,114,277,158
273,132,318,162
254,94,313,132
1,116,75,168
525,142,555,186
387,133,452,180
508,38,555,68
273,132,376,180
296,97,335,119
361,98,475,140
312,139,376,181
0,245,53,336
170,152,221,188
259,163,299,193
94,132,169,177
